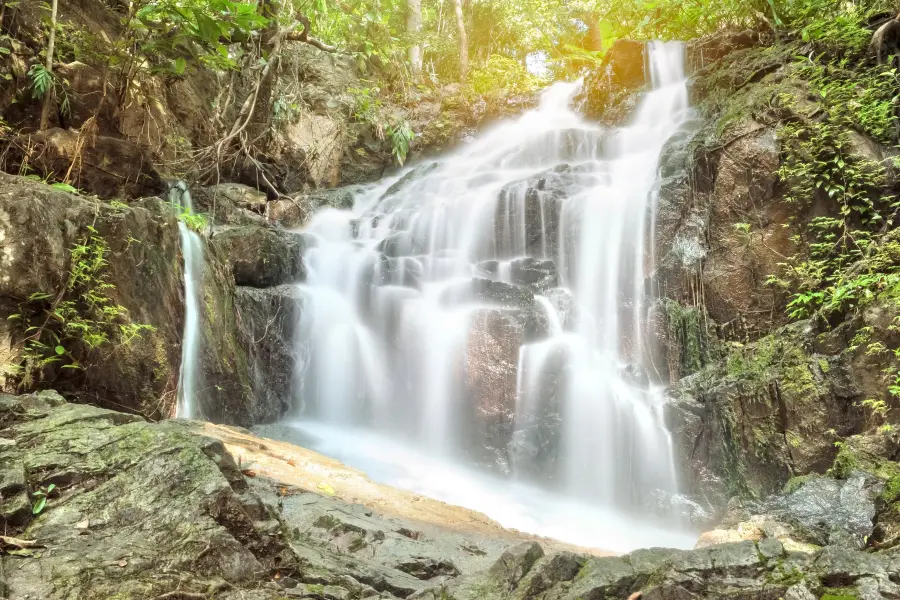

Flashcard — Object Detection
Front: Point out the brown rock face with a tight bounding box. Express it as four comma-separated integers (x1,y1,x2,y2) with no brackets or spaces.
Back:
0,173,266,423
4,129,164,199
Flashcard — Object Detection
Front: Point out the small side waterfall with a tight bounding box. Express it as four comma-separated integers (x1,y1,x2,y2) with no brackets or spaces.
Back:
284,42,695,550
170,183,205,419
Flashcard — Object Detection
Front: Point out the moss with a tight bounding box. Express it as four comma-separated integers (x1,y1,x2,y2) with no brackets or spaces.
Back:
829,438,900,481
819,358,831,373
663,299,719,378
881,474,900,504
783,473,821,495
820,589,859,600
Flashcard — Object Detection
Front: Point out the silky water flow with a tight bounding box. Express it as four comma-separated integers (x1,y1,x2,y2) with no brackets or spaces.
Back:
284,42,695,551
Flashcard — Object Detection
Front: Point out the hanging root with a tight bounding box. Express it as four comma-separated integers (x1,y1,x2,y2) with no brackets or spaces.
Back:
870,13,900,65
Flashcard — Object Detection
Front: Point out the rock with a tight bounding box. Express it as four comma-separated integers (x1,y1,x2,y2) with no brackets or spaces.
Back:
207,183,269,213
381,163,441,202
269,198,306,228
0,173,262,424
378,231,426,258
5,129,164,199
494,166,573,259
211,226,308,287
565,556,634,599
686,30,760,74
0,394,282,598
783,583,816,600
509,258,559,292
509,552,582,600
235,285,301,422
295,185,365,216
577,40,649,122
764,471,883,549
0,174,181,415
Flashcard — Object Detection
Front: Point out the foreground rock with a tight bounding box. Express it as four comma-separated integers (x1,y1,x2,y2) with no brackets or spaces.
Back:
5,391,900,600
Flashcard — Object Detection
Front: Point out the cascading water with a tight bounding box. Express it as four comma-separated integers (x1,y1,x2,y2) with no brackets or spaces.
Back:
286,42,695,551
170,183,205,419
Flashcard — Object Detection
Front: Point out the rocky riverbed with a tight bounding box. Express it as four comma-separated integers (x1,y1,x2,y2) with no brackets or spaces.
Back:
3,390,900,600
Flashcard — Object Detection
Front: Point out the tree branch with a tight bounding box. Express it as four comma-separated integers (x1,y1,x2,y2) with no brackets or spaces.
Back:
284,13,338,52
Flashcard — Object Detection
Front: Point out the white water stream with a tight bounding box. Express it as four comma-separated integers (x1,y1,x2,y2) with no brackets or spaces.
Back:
287,42,694,550
171,183,204,419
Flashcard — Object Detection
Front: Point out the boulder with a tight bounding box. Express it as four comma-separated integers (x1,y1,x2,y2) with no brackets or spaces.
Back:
0,392,288,599
764,471,884,549
211,226,308,288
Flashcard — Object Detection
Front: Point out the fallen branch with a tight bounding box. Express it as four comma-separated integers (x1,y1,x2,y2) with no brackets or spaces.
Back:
0,536,40,549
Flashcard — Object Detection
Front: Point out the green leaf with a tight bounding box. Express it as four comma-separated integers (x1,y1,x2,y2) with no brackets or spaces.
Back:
32,497,46,515
50,183,78,193
54,345,65,355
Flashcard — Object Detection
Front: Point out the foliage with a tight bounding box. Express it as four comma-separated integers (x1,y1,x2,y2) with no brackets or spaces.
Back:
348,86,414,165
175,206,209,232
470,54,542,97
31,484,56,515
6,228,155,389
768,57,900,322
387,120,414,166
27,63,70,117
129,0,268,73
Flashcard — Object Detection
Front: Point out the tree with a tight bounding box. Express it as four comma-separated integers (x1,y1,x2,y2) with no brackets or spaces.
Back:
408,0,423,79
453,0,468,81
39,0,58,131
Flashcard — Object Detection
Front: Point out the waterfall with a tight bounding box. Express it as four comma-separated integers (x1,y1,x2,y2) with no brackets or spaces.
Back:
170,183,205,419
288,42,694,550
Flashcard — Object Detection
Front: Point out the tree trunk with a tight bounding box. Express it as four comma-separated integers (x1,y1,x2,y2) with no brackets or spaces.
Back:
453,0,468,81
39,0,59,131
407,0,423,79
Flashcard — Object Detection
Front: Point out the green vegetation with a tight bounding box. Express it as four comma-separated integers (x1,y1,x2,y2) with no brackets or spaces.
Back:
5,227,155,390
31,483,57,515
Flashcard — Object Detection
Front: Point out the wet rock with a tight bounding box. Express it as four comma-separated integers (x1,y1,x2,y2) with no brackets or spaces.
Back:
378,231,426,258
296,185,364,214
463,309,528,470
211,226,308,287
494,166,573,259
235,285,301,422
381,162,441,201
469,278,534,308
509,258,559,292
764,472,884,549
621,363,650,389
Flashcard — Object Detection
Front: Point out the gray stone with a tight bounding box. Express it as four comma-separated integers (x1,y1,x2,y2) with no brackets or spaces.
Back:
564,556,634,600
211,225,308,288
765,471,883,549
784,583,816,600
757,538,784,560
